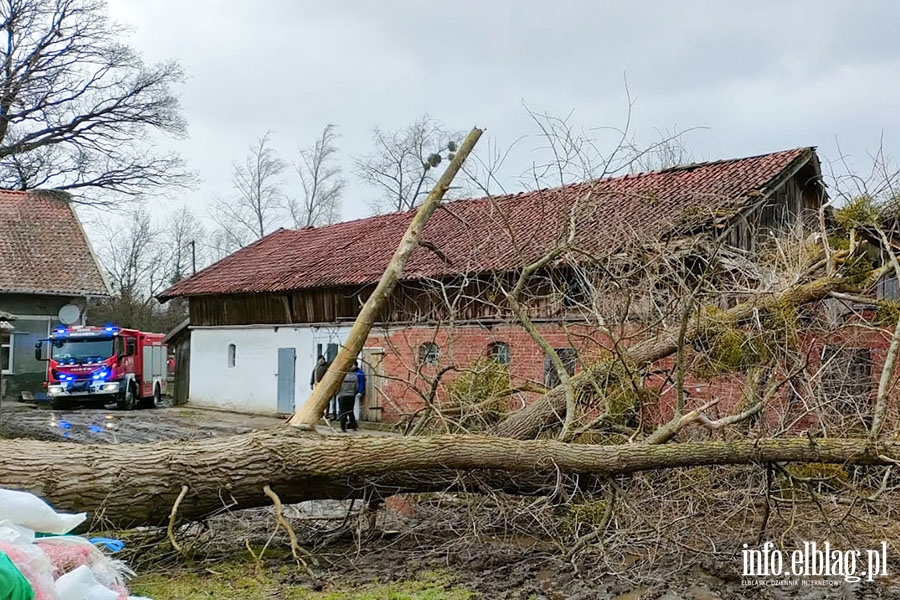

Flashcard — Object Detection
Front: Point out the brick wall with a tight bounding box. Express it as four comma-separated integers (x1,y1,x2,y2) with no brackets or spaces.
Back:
364,320,900,432
364,323,610,423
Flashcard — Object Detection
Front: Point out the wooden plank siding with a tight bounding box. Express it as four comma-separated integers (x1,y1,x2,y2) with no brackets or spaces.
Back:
725,163,821,252
189,286,375,326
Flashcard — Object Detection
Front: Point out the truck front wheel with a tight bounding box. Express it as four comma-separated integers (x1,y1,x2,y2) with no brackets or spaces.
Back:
49,398,70,410
116,382,136,411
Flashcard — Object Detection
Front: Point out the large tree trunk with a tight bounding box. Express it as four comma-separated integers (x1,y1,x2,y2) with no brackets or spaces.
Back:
0,431,895,528
494,274,864,440
289,127,483,426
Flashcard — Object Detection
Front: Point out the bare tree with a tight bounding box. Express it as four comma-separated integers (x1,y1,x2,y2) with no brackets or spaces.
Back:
211,131,286,246
205,227,244,263
628,126,699,172
164,205,204,282
288,124,343,227
355,115,460,213
92,206,171,329
0,0,190,203
11,112,900,597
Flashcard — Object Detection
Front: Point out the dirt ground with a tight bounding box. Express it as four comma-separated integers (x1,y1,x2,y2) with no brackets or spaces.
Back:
5,399,900,598
126,497,900,600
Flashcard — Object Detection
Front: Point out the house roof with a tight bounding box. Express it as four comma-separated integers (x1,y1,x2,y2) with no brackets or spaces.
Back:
160,147,816,300
0,190,110,297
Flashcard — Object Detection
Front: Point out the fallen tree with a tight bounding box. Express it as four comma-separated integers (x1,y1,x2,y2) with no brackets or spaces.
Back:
494,268,881,440
0,430,896,528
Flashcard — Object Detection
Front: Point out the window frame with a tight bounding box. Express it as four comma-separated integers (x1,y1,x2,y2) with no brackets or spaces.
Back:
487,341,510,366
1,331,12,374
819,346,872,408
544,347,577,388
417,342,440,366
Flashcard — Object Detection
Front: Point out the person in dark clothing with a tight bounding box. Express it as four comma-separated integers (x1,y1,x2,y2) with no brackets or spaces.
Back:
310,356,328,390
337,363,361,432
311,356,337,420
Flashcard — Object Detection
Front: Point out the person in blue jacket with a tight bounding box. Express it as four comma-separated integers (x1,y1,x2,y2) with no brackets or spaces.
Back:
355,361,366,405
337,361,366,432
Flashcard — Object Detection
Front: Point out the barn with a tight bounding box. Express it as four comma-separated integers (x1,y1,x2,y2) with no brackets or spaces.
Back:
158,147,827,420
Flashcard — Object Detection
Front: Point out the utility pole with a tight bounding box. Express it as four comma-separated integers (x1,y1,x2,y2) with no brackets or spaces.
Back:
190,240,196,275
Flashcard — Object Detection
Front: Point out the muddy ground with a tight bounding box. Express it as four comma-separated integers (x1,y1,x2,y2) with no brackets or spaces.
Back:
0,398,359,442
132,498,900,600
4,399,900,598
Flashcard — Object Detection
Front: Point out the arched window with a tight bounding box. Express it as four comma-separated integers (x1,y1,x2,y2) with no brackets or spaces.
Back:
227,343,236,368
488,341,510,366
418,342,440,366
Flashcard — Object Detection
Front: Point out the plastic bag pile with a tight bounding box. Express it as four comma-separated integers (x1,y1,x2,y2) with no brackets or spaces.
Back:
0,489,150,600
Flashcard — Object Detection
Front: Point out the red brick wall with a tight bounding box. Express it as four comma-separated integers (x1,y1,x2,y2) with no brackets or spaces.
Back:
648,324,899,434
364,321,900,432
364,323,611,423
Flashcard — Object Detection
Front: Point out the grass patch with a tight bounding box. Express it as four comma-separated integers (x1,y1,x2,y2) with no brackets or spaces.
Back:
129,564,476,600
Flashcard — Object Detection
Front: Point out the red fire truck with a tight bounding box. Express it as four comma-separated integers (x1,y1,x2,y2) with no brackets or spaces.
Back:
35,326,168,410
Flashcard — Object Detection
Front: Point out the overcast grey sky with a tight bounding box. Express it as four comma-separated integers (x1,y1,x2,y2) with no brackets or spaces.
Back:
105,0,900,226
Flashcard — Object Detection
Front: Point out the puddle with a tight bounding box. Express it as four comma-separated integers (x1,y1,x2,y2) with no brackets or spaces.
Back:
536,569,567,600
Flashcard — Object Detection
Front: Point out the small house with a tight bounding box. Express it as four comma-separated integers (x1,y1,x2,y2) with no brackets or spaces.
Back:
0,190,110,399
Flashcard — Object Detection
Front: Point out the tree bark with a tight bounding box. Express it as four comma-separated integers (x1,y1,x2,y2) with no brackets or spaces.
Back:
289,127,483,427
494,274,867,440
0,431,895,529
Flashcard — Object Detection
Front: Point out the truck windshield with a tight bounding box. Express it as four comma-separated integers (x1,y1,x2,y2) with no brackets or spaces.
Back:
51,338,114,364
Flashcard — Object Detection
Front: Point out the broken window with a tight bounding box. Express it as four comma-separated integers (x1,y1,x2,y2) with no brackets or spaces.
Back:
488,342,510,366
418,342,440,366
544,348,577,388
819,347,872,415
877,276,899,300
562,273,591,309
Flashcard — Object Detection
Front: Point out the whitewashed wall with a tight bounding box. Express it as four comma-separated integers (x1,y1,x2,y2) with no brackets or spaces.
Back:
189,325,352,415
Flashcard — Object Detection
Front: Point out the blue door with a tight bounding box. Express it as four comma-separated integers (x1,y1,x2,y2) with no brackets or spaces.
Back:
276,347,296,414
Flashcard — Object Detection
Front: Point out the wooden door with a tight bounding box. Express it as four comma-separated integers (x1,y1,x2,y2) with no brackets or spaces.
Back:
359,347,385,422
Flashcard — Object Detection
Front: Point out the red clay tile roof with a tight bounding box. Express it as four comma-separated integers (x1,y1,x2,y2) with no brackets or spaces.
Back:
0,190,110,296
160,148,815,299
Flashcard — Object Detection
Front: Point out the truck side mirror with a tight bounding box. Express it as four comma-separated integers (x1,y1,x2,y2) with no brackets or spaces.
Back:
34,340,50,361
125,338,136,356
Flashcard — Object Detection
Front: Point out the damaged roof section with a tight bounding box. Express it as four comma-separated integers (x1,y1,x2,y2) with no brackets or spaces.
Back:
159,147,819,300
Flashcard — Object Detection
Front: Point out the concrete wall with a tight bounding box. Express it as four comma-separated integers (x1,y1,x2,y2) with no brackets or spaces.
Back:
189,325,352,415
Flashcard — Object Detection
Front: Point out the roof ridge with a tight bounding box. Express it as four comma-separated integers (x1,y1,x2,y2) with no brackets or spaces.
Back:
649,146,813,176
294,147,814,229
0,188,109,297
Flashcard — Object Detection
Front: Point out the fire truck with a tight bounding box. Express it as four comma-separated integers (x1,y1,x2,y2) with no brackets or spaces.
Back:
35,326,168,410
